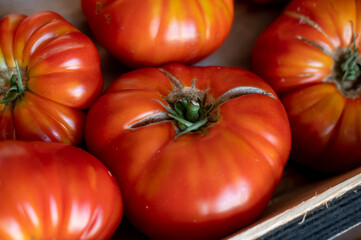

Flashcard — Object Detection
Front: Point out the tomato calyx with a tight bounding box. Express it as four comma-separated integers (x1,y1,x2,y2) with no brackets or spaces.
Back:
291,15,361,98
129,68,275,140
154,77,213,139
340,31,360,83
329,27,361,98
0,61,26,111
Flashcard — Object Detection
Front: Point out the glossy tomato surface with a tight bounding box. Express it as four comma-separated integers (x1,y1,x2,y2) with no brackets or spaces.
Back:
252,0,361,172
85,64,291,240
81,0,234,68
0,140,123,240
0,11,103,145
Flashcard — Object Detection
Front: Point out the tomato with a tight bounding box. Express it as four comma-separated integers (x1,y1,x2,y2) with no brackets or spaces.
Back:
0,140,123,240
81,0,234,68
252,0,361,172
0,11,103,145
85,64,291,239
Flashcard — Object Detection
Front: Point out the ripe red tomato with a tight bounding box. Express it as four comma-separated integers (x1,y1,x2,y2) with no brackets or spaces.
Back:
81,0,234,68
0,11,103,145
252,0,361,172
85,64,291,239
0,140,123,240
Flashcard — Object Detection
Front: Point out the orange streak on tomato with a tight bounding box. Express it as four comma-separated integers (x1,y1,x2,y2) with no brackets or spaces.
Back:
286,0,358,47
220,95,291,171
118,124,174,183
28,32,91,75
13,92,85,145
0,14,26,68
13,12,66,67
20,16,79,67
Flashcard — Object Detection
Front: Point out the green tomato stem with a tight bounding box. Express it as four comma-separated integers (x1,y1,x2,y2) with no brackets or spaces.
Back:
152,69,275,141
341,23,360,82
174,118,208,140
15,60,24,93
185,100,200,123
0,60,24,108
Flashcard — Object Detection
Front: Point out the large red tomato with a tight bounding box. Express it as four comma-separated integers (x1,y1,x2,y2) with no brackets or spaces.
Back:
81,0,234,68
0,140,123,240
85,64,291,239
0,11,103,145
252,0,361,172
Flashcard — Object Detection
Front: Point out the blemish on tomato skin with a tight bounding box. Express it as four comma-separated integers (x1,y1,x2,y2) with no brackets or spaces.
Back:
96,2,103,15
105,14,111,24
87,165,98,189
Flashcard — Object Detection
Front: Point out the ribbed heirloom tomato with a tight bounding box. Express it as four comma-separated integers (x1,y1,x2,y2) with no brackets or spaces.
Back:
252,0,361,172
0,141,123,240
85,64,291,240
81,0,234,68
0,11,103,145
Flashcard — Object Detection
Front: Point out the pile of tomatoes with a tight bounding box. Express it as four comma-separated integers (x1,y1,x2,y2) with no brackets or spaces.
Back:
0,0,360,239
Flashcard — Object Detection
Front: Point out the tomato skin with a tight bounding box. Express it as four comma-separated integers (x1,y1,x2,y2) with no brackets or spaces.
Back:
81,0,234,68
0,140,123,240
0,11,103,145
252,0,361,172
85,64,291,239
